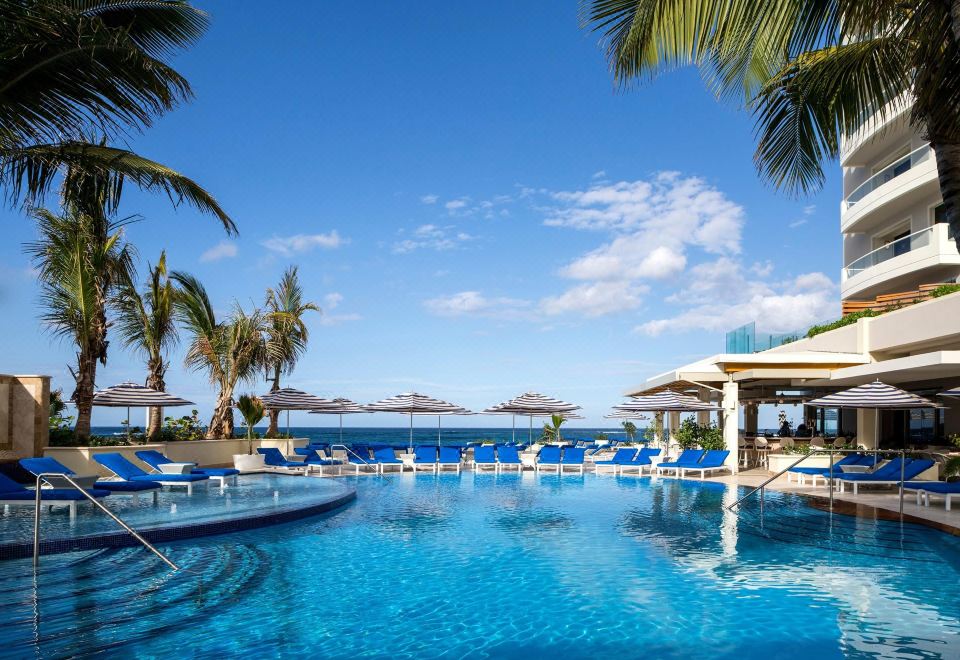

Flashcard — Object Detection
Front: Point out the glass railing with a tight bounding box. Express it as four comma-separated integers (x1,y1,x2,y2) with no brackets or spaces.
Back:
843,226,933,277
844,144,932,208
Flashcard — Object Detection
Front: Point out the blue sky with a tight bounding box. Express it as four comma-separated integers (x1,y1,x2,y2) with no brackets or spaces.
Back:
0,1,841,429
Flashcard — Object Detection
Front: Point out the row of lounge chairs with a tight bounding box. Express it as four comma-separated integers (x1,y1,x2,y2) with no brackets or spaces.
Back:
2,451,240,519
786,454,959,508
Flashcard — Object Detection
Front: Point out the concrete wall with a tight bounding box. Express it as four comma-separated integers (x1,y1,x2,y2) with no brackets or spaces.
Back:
0,374,50,462
43,437,309,477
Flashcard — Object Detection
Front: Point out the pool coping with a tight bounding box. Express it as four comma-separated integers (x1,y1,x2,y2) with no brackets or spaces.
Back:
798,491,960,537
0,479,356,560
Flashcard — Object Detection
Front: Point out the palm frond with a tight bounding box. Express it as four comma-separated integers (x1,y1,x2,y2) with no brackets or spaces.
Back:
0,140,235,233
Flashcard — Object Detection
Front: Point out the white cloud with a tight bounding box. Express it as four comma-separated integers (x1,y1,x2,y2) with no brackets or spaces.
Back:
392,224,473,253
200,240,237,263
317,292,361,326
592,170,607,179
445,198,469,212
789,204,817,228
261,231,344,256
323,292,344,309
636,259,838,336
420,194,439,204
540,281,648,317
423,291,530,318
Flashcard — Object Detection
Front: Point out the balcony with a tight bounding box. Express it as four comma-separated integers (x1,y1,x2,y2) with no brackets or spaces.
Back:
840,98,910,167
841,144,940,234
841,223,960,300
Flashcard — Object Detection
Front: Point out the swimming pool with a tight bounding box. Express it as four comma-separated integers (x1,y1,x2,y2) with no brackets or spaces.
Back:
2,472,959,657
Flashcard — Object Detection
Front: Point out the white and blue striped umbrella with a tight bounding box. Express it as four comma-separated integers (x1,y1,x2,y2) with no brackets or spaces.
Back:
259,387,335,411
938,388,960,398
365,392,472,448
85,382,194,441
308,397,372,444
614,390,720,413
807,381,937,409
483,392,581,443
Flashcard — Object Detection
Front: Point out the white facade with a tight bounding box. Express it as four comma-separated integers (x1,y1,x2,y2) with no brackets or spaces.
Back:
840,103,958,301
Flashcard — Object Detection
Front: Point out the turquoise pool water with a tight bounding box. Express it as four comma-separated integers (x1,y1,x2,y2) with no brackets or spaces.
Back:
2,472,960,658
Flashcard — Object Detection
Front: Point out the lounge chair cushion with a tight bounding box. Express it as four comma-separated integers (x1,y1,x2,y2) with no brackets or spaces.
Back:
414,446,437,463
474,446,496,463
438,447,461,464
561,448,585,464
497,446,522,464
903,481,960,493
538,446,561,464
94,480,161,492
374,448,402,464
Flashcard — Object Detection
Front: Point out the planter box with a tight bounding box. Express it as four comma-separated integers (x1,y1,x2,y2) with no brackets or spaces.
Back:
767,453,833,474
233,453,266,471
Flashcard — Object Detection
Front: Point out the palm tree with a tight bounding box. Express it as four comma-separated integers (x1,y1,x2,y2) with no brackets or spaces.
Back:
263,267,320,436
0,1,234,232
582,1,960,245
236,394,265,455
115,251,178,441
172,272,267,439
541,414,567,443
25,207,134,440
621,420,637,442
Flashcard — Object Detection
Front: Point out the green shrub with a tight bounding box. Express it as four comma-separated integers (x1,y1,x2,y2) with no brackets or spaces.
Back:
806,309,881,338
157,410,206,442
929,283,960,298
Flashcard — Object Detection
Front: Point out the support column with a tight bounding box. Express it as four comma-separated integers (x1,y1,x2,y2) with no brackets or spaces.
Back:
744,403,758,436
668,411,681,457
857,409,877,449
697,387,711,426
722,377,740,473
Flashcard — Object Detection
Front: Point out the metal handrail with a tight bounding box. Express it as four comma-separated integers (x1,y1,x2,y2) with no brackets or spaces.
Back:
330,444,372,463
727,451,827,511
33,472,178,571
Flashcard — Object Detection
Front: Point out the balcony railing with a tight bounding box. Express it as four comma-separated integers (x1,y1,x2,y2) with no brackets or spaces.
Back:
843,226,933,278
844,144,932,208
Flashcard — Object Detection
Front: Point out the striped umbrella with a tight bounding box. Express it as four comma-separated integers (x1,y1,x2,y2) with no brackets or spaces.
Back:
938,388,960,398
807,381,936,409
307,397,371,444
613,391,720,413
483,392,581,443
364,392,472,448
89,382,194,441
604,410,650,419
259,387,336,436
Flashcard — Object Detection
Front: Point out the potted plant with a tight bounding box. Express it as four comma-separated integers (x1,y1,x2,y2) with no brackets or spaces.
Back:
233,394,266,470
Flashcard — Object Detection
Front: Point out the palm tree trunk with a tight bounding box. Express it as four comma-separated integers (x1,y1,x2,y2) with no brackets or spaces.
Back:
952,1,960,41
932,141,960,253
146,357,166,441
71,347,97,440
266,365,280,436
207,388,235,439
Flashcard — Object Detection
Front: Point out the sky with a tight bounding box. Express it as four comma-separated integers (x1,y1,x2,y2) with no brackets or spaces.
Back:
0,1,842,429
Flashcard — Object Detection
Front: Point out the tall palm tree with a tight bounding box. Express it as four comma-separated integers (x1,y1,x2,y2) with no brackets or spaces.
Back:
25,207,134,440
0,0,234,232
115,251,178,441
263,267,320,436
172,272,267,439
582,1,960,246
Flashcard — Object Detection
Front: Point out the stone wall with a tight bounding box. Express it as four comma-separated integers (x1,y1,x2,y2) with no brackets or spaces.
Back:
0,374,50,462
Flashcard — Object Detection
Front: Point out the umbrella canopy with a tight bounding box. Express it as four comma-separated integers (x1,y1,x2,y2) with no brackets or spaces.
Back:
614,390,720,413
258,388,337,437
807,381,937,409
604,410,649,420
87,382,194,441
307,397,372,445
938,387,960,398
90,382,194,407
483,392,581,443
364,392,471,448
260,387,335,410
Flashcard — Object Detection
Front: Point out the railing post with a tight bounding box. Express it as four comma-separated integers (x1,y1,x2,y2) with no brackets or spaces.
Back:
828,447,834,510
899,448,906,516
32,476,42,568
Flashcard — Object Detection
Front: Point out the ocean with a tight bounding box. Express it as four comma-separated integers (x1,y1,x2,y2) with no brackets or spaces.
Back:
91,426,635,447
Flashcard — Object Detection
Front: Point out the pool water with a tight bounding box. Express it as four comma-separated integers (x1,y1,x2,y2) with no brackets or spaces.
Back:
2,472,960,658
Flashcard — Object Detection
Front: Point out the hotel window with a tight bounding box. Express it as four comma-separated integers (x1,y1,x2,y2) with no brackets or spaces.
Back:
872,222,911,253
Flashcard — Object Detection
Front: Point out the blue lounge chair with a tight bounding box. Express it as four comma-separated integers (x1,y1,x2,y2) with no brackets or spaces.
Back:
834,458,935,495
903,481,960,511
438,446,462,473
680,450,730,479
473,445,497,472
298,449,342,475
343,446,375,474
374,447,404,474
95,452,209,495
256,447,308,472
536,446,562,473
413,446,438,473
786,453,878,486
656,449,706,476
560,447,586,474
0,471,111,520
135,450,239,486
593,448,637,473
20,456,161,503
496,445,523,472
618,448,661,475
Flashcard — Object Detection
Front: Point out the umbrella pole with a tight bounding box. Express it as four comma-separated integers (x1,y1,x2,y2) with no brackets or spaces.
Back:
339,413,343,444
512,415,515,444
529,415,533,443
126,406,131,443
409,413,413,451
437,415,441,447
286,410,291,438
